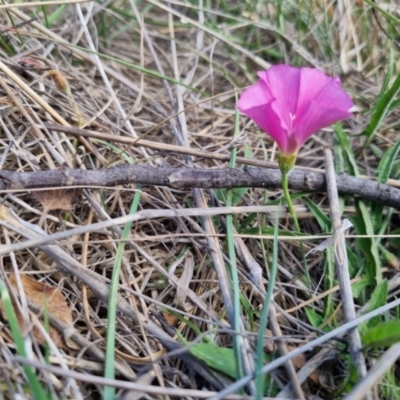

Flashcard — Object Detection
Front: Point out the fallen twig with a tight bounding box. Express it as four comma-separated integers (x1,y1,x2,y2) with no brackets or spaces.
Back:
0,165,398,209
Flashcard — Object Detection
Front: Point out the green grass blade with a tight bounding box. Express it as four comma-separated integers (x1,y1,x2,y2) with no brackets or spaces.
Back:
364,0,400,27
46,4,67,27
377,140,400,184
103,188,141,400
224,97,244,381
373,50,394,113
255,206,280,400
353,201,382,283
370,140,400,230
360,69,400,153
334,124,359,176
0,279,49,400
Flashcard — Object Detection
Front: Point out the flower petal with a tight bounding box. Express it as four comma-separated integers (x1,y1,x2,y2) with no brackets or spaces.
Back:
238,97,290,152
296,68,338,113
237,78,273,112
260,66,301,129
295,99,352,144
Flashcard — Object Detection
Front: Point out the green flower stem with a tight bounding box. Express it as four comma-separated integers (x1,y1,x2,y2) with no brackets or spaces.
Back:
281,172,300,232
281,170,312,293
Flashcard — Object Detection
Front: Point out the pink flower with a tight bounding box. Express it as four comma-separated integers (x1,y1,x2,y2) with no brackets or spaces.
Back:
237,65,353,156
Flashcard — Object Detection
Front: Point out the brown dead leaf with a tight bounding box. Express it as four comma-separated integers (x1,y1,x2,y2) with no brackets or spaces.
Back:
49,69,70,94
32,188,80,212
163,312,178,327
264,331,308,374
3,273,74,349
288,344,307,371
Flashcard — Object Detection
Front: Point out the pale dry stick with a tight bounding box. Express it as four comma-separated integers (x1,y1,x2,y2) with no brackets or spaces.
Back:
164,0,320,68
0,59,104,163
0,205,226,389
127,1,172,101
246,221,306,400
181,0,203,90
343,343,400,400
15,355,288,400
337,0,350,73
208,297,400,400
26,314,84,400
0,74,57,169
166,2,256,391
278,346,339,399
0,205,278,255
2,230,35,368
43,122,279,169
10,8,145,99
81,190,233,328
0,0,89,8
43,123,400,193
343,0,363,72
74,3,140,143
82,208,167,365
26,299,137,380
277,271,400,397
324,150,369,388
268,305,306,400
147,0,270,69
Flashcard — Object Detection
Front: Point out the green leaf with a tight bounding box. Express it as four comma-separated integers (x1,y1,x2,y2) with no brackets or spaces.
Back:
305,307,323,328
189,342,278,395
240,293,259,332
214,188,227,203
362,320,400,348
352,276,374,298
346,245,359,277
364,280,388,328
302,197,331,231
190,343,237,379
231,187,249,206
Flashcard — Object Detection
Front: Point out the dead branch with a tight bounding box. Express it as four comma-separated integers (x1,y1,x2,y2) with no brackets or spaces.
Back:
0,165,399,209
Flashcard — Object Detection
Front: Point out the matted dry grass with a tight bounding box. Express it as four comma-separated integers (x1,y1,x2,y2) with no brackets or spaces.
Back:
0,1,399,399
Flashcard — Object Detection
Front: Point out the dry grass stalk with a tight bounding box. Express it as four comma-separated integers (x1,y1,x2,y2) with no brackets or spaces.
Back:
0,1,398,399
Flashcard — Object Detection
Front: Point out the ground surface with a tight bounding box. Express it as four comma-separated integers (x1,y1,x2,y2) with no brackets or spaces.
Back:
0,1,399,399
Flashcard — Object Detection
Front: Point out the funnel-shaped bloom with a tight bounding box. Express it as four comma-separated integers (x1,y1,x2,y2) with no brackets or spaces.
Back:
238,65,353,157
